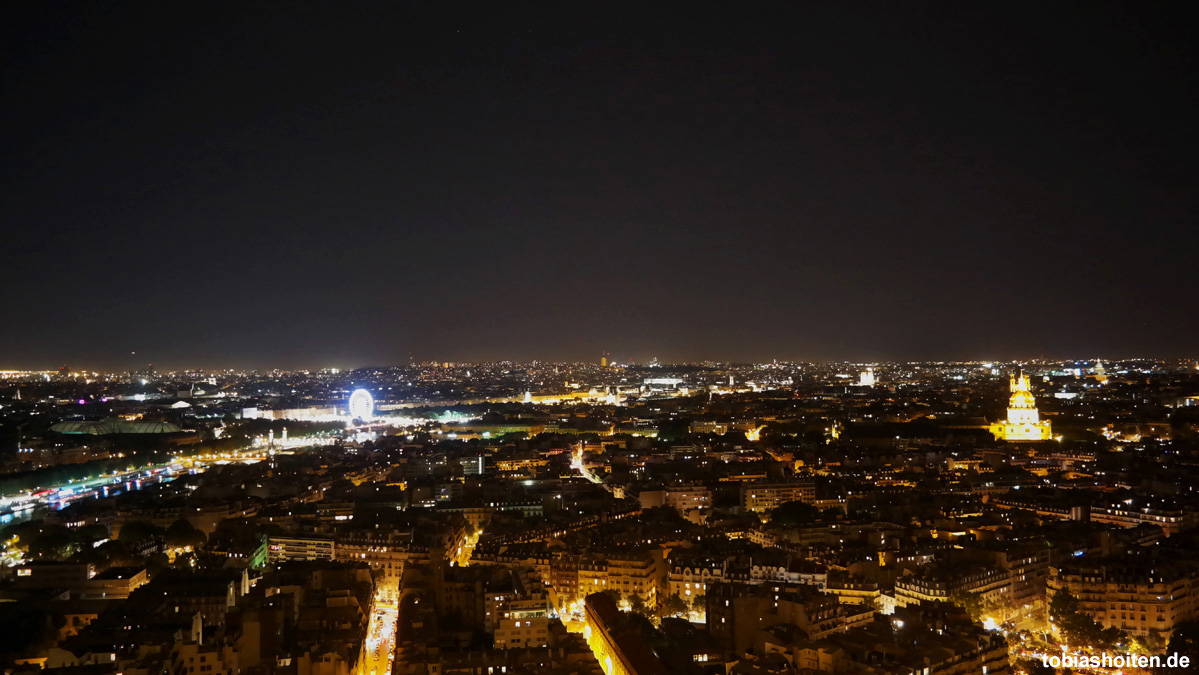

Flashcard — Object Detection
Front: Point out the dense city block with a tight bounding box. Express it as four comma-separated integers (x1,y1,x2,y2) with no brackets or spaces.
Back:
2,359,1198,674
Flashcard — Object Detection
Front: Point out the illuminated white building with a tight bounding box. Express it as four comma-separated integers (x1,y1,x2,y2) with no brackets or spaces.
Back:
859,368,876,386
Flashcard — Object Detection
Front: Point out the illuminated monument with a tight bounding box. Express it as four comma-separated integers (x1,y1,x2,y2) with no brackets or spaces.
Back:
859,367,876,387
990,372,1052,441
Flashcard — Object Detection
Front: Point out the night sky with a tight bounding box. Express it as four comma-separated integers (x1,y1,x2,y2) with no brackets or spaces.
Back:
2,2,1196,370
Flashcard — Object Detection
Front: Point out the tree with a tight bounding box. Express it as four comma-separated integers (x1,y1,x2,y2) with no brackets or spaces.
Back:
655,420,690,443
1156,620,1199,674
948,591,983,622
1050,590,1126,649
166,519,206,549
20,523,95,561
80,540,139,569
628,594,649,618
1136,628,1167,654
117,520,165,543
146,552,170,576
26,529,79,561
76,523,111,543
657,594,688,619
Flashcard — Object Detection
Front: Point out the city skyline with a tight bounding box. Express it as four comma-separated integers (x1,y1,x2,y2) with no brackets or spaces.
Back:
2,350,1198,674
0,354,1181,376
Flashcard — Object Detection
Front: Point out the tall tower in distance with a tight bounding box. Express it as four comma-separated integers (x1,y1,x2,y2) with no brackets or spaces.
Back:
600,352,608,367
990,372,1053,442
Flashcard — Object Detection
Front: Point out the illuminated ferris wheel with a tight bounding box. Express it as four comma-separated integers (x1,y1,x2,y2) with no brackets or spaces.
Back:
348,388,374,420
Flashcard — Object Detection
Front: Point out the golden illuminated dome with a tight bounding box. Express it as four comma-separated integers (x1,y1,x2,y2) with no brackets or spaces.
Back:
992,370,1052,442
1009,389,1037,408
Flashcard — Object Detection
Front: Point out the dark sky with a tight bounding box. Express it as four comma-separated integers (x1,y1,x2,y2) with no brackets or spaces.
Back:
2,2,1196,370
